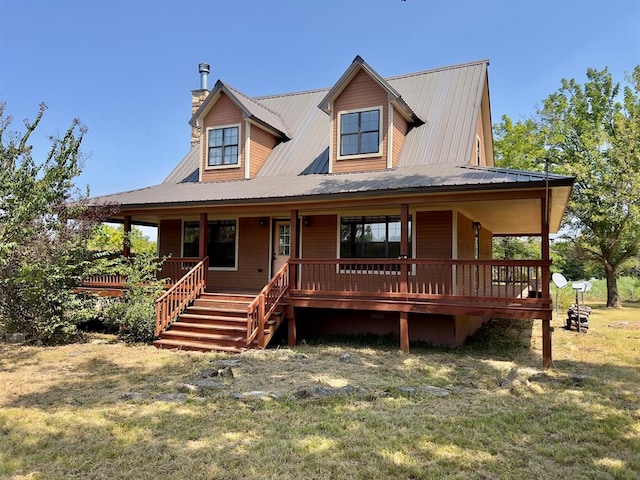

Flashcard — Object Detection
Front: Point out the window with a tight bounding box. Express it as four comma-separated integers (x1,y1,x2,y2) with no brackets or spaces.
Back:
340,216,411,259
339,108,381,157
208,126,239,167
475,136,482,165
183,220,237,268
278,224,291,256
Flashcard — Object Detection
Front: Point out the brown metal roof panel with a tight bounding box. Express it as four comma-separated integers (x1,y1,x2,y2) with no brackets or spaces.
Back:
163,145,200,184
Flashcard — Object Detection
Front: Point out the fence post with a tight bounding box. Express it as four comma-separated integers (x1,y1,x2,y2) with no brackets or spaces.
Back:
258,294,265,348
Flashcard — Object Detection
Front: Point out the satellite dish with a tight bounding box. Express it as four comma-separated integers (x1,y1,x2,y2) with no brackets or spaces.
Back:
583,281,592,292
552,272,568,289
572,282,586,292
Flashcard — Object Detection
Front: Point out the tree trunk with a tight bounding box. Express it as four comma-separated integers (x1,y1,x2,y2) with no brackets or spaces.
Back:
605,262,621,307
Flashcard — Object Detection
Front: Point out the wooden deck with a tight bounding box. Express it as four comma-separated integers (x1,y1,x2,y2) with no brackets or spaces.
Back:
288,258,552,320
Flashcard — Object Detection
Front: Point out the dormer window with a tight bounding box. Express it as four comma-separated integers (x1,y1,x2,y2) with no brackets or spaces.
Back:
338,107,382,158
207,125,240,167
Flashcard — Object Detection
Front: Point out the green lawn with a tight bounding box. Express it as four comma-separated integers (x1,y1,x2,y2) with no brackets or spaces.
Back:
1,304,639,479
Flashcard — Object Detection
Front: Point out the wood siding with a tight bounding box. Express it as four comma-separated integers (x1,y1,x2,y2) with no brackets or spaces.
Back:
301,215,337,258
201,93,245,183
249,126,277,178
416,210,453,259
159,219,182,257
208,217,270,292
392,107,408,168
470,108,487,166
332,69,388,173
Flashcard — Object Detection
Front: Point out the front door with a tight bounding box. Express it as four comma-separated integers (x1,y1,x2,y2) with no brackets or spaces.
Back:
272,221,291,274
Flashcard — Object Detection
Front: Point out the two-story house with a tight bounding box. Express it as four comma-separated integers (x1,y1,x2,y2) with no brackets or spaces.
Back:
89,56,574,366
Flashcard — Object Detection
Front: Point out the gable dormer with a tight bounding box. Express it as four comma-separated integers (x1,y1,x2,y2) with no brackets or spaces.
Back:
319,56,423,174
190,81,290,182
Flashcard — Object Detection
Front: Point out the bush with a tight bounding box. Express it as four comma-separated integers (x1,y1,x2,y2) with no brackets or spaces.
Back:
97,253,166,343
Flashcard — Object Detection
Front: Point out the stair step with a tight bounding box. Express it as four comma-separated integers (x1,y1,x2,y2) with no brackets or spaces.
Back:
170,322,246,334
200,293,255,303
160,330,246,346
179,313,247,324
187,305,247,316
154,338,244,353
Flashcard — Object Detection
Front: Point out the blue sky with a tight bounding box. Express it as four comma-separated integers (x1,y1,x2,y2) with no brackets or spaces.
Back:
1,0,639,199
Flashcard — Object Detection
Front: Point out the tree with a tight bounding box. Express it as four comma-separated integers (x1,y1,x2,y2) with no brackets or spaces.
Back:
88,224,157,255
494,67,640,307
0,102,103,342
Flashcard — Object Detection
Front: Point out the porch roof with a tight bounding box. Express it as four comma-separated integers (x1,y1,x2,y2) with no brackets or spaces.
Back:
90,164,573,234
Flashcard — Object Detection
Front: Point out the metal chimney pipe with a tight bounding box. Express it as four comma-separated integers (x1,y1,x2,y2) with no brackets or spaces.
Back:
198,63,210,90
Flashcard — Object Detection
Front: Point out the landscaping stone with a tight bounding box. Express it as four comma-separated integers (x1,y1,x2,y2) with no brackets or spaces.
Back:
420,386,451,397
230,391,281,401
212,359,241,368
180,380,224,396
339,352,352,363
472,375,499,390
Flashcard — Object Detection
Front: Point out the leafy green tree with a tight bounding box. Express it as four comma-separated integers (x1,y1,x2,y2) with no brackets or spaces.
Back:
88,224,157,255
495,67,640,307
0,102,103,342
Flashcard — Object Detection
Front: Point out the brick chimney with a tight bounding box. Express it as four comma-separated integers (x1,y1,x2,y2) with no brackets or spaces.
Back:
191,63,210,148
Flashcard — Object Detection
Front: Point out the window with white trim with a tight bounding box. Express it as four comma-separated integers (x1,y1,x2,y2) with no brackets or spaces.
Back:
207,125,239,167
183,220,237,268
340,216,411,259
339,108,381,157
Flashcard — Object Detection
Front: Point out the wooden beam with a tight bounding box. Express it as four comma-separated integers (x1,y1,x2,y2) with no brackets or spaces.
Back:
289,210,299,289
198,213,208,259
400,312,409,353
287,306,297,347
199,213,208,287
123,215,132,257
400,204,409,295
541,193,552,368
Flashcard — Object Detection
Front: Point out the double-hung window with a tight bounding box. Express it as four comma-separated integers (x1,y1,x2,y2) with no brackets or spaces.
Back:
208,125,239,167
340,215,411,264
339,107,381,157
183,220,237,269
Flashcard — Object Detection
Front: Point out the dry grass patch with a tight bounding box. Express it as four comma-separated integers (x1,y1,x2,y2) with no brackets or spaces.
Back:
1,308,639,479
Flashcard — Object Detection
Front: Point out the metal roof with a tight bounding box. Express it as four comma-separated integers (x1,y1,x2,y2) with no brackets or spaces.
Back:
95,58,573,233
96,164,573,208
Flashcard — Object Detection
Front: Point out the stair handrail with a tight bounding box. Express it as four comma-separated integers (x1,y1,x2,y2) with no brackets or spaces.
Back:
247,262,290,347
155,257,208,337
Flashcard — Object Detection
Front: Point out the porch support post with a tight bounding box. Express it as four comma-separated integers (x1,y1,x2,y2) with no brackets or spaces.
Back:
290,209,299,289
123,215,132,257
287,306,297,347
400,312,409,353
400,203,409,294
199,213,208,287
541,194,552,368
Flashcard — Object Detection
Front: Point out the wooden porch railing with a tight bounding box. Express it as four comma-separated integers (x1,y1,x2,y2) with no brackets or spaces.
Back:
155,257,209,337
246,262,290,347
80,273,126,288
158,257,202,285
290,258,550,302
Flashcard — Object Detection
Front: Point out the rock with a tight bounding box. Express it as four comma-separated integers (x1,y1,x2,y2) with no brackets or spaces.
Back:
398,387,417,396
294,385,365,399
339,352,351,363
212,359,241,368
294,353,309,361
217,366,234,378
420,386,451,397
230,391,280,401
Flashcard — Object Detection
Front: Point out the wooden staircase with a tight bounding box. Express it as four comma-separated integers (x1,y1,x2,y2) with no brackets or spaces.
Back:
154,293,284,353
